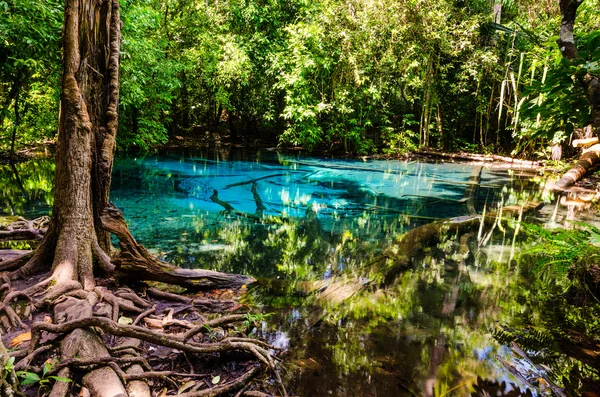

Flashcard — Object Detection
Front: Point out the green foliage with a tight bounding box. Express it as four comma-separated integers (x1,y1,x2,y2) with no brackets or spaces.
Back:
0,159,55,216
241,312,272,334
521,222,600,278
0,0,62,151
1,0,598,155
118,0,182,150
517,32,599,145
17,358,72,390
3,356,15,378
510,1,600,156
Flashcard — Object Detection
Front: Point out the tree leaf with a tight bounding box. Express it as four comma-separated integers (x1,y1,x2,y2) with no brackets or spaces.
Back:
43,359,54,376
17,371,40,385
211,375,221,384
10,331,31,347
48,376,72,383
118,316,133,325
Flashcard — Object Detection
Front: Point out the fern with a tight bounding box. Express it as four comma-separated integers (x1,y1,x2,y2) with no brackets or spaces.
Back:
520,222,600,278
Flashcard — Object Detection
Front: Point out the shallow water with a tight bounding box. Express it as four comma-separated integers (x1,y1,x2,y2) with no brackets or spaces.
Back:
1,149,597,396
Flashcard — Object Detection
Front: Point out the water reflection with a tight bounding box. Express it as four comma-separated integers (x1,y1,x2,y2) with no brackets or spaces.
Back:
2,150,599,396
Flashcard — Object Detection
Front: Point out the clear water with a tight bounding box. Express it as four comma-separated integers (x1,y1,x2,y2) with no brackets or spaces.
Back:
107,150,535,274
1,149,597,396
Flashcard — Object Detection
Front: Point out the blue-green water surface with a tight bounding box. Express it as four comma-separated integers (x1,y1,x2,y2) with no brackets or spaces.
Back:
2,149,596,397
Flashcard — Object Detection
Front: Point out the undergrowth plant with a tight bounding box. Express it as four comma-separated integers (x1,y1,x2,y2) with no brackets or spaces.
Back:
520,222,600,279
519,222,600,335
17,358,71,393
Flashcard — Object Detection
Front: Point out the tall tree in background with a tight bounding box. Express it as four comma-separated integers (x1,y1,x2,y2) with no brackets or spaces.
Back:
552,0,600,190
558,0,600,133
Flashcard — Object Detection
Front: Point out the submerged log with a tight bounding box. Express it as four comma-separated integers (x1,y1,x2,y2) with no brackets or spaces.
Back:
552,144,600,191
101,204,254,290
464,166,482,215
383,202,543,284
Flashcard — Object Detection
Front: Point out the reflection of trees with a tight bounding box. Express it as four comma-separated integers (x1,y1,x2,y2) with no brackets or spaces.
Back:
9,154,597,395
242,186,597,396
0,158,55,217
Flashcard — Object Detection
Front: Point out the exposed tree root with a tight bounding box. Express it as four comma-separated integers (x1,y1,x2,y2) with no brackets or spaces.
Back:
0,206,274,396
0,274,279,397
0,216,49,242
146,287,237,312
29,316,275,367
101,204,254,289
0,251,33,272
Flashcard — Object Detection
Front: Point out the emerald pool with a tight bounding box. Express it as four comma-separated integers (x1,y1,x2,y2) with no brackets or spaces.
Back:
1,149,597,396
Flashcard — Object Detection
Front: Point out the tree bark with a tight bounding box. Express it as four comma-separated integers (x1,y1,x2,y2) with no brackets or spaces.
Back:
13,0,121,289
557,0,582,60
553,0,600,189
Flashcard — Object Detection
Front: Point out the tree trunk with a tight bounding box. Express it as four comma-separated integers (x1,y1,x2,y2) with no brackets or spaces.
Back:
9,92,20,162
552,0,600,189
557,0,599,134
13,0,121,288
11,0,251,292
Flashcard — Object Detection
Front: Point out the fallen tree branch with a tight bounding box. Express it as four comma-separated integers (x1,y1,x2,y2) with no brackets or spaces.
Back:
552,144,600,191
210,190,261,221
251,182,266,216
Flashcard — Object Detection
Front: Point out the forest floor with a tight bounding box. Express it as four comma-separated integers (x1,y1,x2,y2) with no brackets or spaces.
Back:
0,257,284,397
0,209,284,397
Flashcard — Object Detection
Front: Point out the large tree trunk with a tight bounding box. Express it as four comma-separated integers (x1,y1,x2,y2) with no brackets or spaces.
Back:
13,0,120,289
558,0,600,134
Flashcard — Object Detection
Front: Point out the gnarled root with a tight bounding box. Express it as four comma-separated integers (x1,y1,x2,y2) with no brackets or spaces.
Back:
30,316,275,368
3,280,279,397
0,216,49,242
101,204,254,290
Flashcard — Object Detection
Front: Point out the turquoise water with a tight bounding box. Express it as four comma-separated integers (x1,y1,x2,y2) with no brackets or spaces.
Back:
108,150,534,275
4,150,597,396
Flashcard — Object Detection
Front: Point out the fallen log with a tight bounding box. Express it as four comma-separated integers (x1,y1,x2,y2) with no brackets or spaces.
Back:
414,149,542,167
572,137,599,148
552,144,600,191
